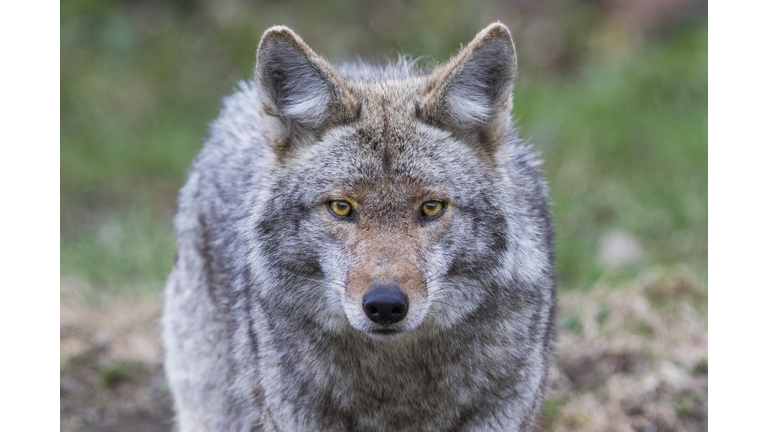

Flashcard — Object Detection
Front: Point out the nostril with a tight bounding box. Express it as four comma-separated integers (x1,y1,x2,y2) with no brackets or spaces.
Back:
362,284,409,325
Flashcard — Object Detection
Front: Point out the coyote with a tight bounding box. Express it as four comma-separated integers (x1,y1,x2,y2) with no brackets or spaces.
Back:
163,23,556,431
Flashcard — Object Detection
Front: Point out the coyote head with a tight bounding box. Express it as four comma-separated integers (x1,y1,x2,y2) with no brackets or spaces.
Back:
249,24,544,340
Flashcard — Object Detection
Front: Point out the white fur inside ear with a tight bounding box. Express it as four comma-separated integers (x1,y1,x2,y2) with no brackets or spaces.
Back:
445,78,493,126
441,36,515,128
257,36,334,130
278,62,332,129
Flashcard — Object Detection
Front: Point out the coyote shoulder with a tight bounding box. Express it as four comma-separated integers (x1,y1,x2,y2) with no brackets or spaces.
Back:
163,22,556,432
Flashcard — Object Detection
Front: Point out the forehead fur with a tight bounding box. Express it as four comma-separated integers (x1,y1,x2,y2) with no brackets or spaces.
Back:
281,121,494,209
349,78,424,141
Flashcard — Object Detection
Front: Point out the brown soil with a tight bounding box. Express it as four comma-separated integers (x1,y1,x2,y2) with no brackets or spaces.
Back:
541,267,708,432
60,298,174,432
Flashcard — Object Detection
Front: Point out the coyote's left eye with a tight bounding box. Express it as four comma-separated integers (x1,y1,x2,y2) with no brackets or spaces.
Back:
329,200,353,217
421,201,445,219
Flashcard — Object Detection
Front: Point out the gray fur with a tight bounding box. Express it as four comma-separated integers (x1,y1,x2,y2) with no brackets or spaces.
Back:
163,23,556,432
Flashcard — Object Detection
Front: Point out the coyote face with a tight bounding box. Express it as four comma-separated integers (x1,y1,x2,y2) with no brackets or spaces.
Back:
271,125,488,339
249,26,527,340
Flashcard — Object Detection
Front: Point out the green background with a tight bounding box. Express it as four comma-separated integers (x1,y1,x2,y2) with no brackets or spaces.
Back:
61,0,707,303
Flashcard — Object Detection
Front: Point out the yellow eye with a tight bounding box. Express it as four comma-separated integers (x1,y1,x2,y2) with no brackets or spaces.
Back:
421,201,444,218
329,200,352,217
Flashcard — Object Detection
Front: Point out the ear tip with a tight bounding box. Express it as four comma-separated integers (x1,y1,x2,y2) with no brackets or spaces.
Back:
478,22,514,47
257,25,303,54
256,26,316,73
483,22,511,35
477,22,517,65
261,25,297,39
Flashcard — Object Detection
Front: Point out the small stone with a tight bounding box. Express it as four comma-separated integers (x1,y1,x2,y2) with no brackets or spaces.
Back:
60,377,79,395
91,331,112,351
598,230,643,269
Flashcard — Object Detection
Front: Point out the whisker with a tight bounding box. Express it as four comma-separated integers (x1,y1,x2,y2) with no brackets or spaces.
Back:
280,269,347,290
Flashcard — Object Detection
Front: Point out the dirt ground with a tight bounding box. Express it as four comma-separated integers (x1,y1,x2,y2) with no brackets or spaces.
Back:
60,298,173,432
60,267,707,431
542,267,708,431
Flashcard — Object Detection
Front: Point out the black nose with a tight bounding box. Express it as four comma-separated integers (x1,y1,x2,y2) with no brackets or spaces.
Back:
362,284,409,325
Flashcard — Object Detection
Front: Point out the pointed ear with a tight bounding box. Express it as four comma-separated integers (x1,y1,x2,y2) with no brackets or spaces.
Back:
255,26,355,156
419,23,517,151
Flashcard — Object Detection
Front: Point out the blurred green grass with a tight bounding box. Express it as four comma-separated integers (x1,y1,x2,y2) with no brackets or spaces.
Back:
516,23,707,291
61,0,707,303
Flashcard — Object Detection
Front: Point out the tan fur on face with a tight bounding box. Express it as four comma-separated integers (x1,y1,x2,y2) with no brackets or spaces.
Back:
345,227,426,305
326,188,447,309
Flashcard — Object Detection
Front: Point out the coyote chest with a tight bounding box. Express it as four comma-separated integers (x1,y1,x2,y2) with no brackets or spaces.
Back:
163,23,556,432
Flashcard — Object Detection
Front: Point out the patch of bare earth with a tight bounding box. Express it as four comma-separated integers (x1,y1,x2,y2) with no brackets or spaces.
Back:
60,292,173,432
540,267,708,432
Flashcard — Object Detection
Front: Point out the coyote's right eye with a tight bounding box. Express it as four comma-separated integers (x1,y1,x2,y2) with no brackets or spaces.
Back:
421,200,445,219
329,200,352,218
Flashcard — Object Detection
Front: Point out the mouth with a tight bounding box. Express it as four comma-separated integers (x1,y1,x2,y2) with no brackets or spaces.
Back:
371,327,400,335
365,326,406,340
